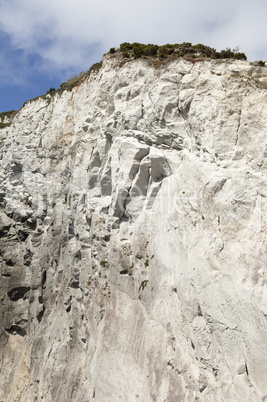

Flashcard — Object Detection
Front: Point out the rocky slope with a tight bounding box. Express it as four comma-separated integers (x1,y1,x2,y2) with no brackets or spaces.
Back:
0,52,267,401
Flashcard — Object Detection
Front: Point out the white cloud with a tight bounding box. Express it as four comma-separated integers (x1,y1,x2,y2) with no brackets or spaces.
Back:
0,0,267,85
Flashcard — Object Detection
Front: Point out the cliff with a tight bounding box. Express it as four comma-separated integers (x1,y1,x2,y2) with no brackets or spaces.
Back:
0,52,267,401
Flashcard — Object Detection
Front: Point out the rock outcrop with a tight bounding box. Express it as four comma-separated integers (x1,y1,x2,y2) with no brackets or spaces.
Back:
0,53,267,401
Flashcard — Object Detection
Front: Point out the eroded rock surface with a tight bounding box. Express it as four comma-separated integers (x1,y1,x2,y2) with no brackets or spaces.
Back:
0,54,267,401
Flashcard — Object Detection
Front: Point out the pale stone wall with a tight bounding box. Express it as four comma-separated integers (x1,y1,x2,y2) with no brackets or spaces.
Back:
0,54,267,401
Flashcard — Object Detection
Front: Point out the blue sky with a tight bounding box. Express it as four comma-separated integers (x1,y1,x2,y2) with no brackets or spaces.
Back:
1,0,267,113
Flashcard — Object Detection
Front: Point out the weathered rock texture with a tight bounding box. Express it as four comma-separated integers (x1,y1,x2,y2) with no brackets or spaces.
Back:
0,53,267,401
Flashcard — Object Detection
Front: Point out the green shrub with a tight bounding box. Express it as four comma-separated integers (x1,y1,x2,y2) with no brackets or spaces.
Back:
110,47,116,54
144,44,158,56
158,46,168,56
122,51,130,58
258,60,265,66
192,43,206,51
233,52,247,60
132,43,146,58
205,47,215,57
192,44,215,57
181,42,192,48
213,52,222,59
120,42,133,51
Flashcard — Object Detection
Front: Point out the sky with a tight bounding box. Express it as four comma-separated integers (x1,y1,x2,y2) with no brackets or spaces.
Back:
0,0,267,113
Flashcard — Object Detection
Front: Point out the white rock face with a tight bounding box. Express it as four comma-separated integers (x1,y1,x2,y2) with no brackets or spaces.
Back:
0,54,267,401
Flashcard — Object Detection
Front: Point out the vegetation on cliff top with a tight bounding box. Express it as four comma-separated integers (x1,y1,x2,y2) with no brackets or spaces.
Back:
21,42,248,109
115,42,247,61
1,42,266,121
